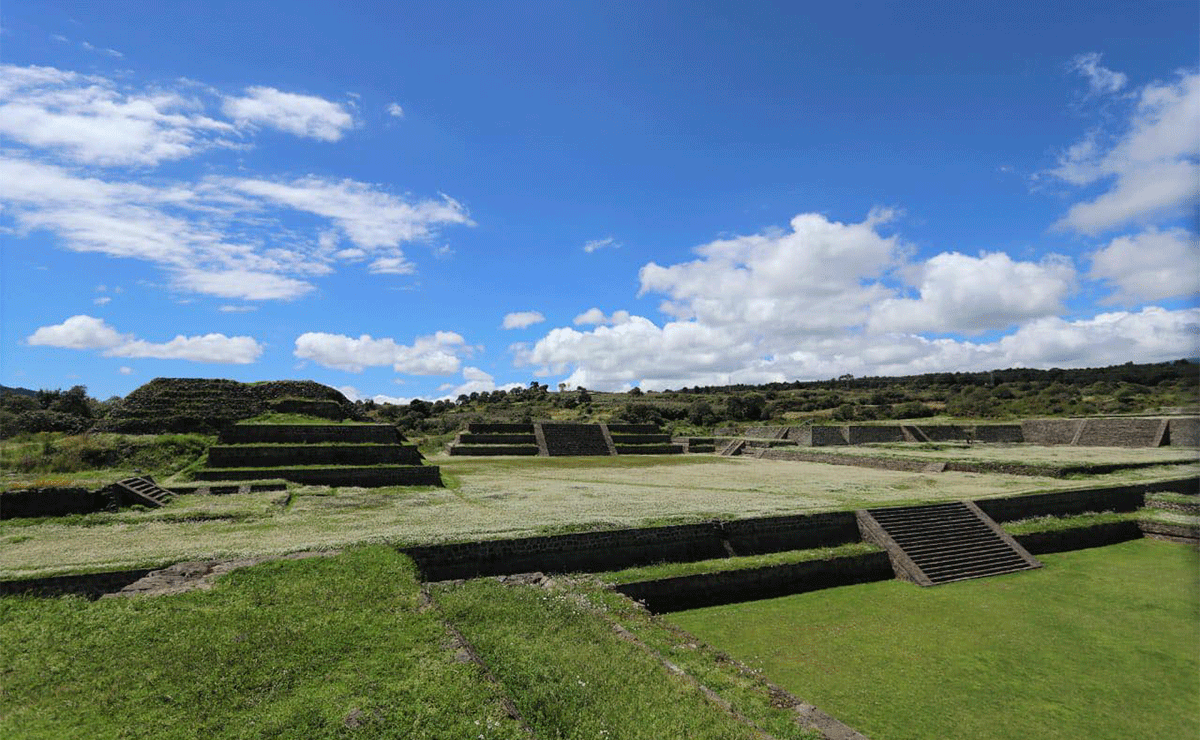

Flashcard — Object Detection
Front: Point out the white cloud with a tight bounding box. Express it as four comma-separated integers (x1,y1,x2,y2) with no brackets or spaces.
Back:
223,175,473,250
583,236,620,253
439,366,523,399
502,311,546,329
0,64,473,302
222,86,354,141
27,315,262,363
294,330,468,374
93,296,112,305
386,102,404,118
1069,52,1128,96
28,314,127,349
638,208,902,336
119,366,133,374
1049,68,1200,234
218,304,258,313
869,252,1076,334
1088,227,1200,303
171,268,315,301
368,255,415,275
0,63,236,166
573,308,631,326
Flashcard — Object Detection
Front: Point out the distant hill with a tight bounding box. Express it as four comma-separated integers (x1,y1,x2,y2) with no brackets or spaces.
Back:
0,385,38,398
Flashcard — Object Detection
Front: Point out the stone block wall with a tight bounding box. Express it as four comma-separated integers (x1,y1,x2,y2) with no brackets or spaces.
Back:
1167,417,1200,447
1,487,107,519
1021,419,1083,445
194,465,442,487
206,444,421,468
614,552,893,613
845,425,906,444
219,424,400,444
1074,418,1165,447
972,425,1025,443
466,423,536,434
448,445,539,456
455,433,537,445
973,477,1197,521
404,510,863,581
810,426,849,446
902,424,969,442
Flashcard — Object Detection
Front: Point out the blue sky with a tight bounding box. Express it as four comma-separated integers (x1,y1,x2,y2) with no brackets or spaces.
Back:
2,1,1198,402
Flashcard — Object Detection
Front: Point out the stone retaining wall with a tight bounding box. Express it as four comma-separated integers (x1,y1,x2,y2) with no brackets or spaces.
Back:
405,511,861,581
206,444,422,467
1075,418,1165,447
1167,417,1200,447
608,434,673,444
447,445,539,456
220,424,400,444
0,568,157,598
614,552,893,613
194,466,442,487
1013,522,1144,554
455,433,537,445
466,423,536,434
972,425,1025,443
614,444,684,455
845,425,906,444
974,477,1197,521
1,487,109,519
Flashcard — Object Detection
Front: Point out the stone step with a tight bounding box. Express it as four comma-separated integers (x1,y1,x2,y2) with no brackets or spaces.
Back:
858,501,1041,586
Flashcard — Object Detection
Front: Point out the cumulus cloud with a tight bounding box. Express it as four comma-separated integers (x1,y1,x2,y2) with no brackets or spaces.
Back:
294,330,468,374
27,315,262,363
638,208,902,336
1088,227,1200,303
573,308,631,326
386,102,404,118
869,252,1076,334
502,311,546,329
583,236,620,253
438,367,523,399
1049,68,1200,234
222,86,354,141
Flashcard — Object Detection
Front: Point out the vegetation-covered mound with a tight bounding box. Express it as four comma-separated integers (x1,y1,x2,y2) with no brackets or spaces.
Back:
94,378,363,435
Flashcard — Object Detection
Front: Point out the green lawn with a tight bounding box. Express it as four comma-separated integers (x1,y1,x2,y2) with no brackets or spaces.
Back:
0,547,526,740
670,539,1200,740
433,577,817,739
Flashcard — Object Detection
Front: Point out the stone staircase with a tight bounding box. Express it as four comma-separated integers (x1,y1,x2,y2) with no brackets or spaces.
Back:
195,424,440,487
540,422,614,456
857,501,1040,586
113,477,175,508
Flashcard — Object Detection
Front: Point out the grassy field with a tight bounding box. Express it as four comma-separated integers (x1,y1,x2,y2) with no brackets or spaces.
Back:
0,547,527,740
3,453,1194,579
670,539,1200,740
1,546,823,740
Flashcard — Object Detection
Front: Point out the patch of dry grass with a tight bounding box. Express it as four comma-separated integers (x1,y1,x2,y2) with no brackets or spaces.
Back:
2,454,1195,579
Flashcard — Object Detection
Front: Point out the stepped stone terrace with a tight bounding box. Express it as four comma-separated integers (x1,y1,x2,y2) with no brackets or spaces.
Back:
196,423,441,487
446,422,685,456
